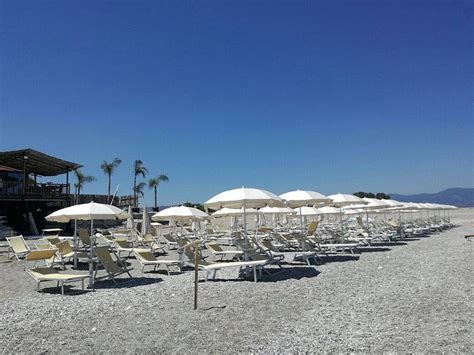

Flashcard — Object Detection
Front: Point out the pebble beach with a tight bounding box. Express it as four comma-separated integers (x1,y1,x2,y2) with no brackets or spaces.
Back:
0,209,472,353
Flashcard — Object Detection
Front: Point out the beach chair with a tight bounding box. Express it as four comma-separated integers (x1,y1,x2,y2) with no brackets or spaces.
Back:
6,235,30,261
94,246,133,284
133,250,181,275
162,234,179,250
306,221,319,236
44,236,61,245
111,238,149,258
205,242,244,261
24,249,88,295
78,228,92,249
182,243,267,282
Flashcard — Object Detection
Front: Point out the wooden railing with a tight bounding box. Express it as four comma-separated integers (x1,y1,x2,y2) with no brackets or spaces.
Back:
0,180,70,199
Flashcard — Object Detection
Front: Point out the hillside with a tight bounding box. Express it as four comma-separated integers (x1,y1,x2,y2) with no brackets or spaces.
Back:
390,188,474,207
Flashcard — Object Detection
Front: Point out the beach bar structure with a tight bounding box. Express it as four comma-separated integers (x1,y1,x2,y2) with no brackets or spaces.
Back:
0,149,82,233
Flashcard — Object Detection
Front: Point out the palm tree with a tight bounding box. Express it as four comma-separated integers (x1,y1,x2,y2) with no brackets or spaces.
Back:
133,160,148,207
73,169,96,204
100,158,122,202
134,182,146,206
148,174,169,210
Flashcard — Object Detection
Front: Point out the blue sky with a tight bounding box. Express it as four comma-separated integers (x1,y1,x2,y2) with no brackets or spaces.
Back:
1,1,472,206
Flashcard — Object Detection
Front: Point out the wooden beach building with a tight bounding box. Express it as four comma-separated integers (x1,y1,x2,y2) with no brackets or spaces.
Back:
0,148,81,234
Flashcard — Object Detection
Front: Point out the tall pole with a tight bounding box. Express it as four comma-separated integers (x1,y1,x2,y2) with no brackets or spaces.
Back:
194,244,199,310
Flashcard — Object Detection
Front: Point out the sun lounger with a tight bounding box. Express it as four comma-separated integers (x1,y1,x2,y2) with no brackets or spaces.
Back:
112,239,150,258
133,250,181,275
162,234,179,250
182,244,267,282
6,235,30,261
205,242,244,261
94,246,133,284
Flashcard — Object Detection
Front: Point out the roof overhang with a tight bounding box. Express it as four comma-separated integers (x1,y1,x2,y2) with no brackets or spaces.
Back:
0,149,82,176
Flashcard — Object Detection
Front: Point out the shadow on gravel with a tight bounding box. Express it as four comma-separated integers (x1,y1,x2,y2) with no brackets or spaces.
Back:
319,254,360,263
199,267,320,283
93,277,163,289
357,247,392,253
370,241,408,247
39,285,93,296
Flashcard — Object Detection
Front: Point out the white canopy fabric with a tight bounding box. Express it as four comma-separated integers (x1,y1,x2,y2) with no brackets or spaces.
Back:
292,206,321,216
45,201,128,289
211,207,259,217
204,187,284,210
126,205,134,229
141,206,152,235
362,198,391,209
279,190,330,208
317,206,342,215
259,206,294,215
152,206,208,222
328,193,367,207
45,202,128,222
383,199,405,207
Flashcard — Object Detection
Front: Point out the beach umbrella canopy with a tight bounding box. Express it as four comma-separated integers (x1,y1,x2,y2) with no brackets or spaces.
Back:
141,206,152,235
45,201,129,222
383,199,405,208
317,206,342,215
152,206,208,222
45,201,128,289
328,193,368,207
204,187,285,210
362,198,391,209
126,205,134,229
259,206,294,214
292,206,321,216
211,207,259,217
279,190,330,208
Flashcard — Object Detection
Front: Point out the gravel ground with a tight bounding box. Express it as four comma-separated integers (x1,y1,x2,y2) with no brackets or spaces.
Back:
0,209,473,353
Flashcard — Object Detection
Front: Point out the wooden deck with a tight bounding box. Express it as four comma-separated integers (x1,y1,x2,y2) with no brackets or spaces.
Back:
0,181,70,201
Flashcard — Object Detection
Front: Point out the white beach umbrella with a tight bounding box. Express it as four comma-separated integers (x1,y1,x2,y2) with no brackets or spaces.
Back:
211,207,259,231
205,187,284,260
126,205,134,230
259,206,295,214
205,187,284,210
45,201,128,288
328,193,367,229
279,190,330,208
292,206,321,216
45,201,129,222
141,206,152,236
152,206,208,237
152,206,208,221
328,193,367,207
280,190,330,232
317,206,342,215
211,207,259,217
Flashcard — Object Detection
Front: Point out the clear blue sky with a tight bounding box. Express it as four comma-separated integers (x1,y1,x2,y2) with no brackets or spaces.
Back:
1,1,472,206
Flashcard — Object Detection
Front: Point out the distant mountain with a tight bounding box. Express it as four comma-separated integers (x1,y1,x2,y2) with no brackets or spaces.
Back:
390,188,474,207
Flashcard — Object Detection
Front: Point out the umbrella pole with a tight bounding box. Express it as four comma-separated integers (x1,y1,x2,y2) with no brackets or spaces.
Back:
73,219,78,269
88,219,94,289
299,207,304,235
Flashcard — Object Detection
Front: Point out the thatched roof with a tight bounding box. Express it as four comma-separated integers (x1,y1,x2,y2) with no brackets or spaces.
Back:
0,149,82,176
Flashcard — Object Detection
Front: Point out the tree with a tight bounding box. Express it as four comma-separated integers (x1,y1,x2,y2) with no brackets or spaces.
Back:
133,160,148,207
100,158,122,202
366,192,375,198
375,192,390,200
148,174,169,210
73,169,96,204
134,182,146,206
353,192,365,198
